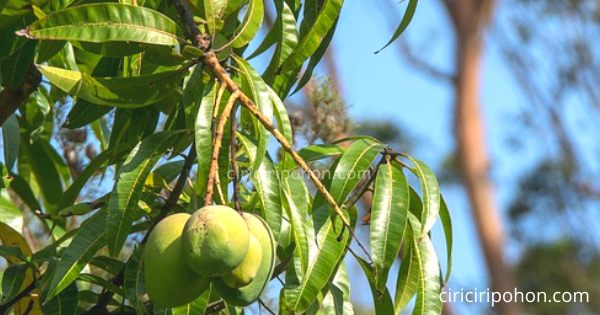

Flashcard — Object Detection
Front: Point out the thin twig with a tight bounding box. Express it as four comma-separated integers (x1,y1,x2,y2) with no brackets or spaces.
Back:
205,91,241,206
258,299,276,315
230,105,242,212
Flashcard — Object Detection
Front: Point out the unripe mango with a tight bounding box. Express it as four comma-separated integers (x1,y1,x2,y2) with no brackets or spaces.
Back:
221,234,263,288
182,205,250,277
144,213,210,307
214,213,276,306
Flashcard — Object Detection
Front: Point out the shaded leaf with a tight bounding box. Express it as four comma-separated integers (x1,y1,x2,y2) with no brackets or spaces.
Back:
1,262,28,301
46,209,107,300
0,39,36,87
107,131,180,257
351,252,395,315
237,132,282,240
57,149,111,211
38,65,188,108
124,246,145,314
63,100,113,129
2,114,19,171
41,282,78,315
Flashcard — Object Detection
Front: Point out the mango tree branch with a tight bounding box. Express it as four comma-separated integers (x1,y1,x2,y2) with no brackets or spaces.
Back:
171,0,352,230
0,65,41,127
204,91,240,206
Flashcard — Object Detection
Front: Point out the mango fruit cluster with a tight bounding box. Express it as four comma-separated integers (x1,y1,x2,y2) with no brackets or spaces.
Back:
144,205,275,307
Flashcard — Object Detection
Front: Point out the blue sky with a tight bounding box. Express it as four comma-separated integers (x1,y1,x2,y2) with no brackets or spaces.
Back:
301,0,598,313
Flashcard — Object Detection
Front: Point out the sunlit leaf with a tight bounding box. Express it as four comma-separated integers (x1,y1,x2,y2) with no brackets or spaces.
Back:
371,160,409,293
402,154,440,237
279,0,343,72
20,3,183,45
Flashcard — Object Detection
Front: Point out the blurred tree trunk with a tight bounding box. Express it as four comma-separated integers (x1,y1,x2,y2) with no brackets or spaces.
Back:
443,0,521,314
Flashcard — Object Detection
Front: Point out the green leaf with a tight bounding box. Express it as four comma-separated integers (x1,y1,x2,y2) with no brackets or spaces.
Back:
280,187,309,273
227,0,263,48
1,262,28,301
371,161,409,293
203,0,227,35
269,86,293,144
237,133,282,240
38,65,188,108
57,150,111,211
0,246,26,262
394,239,418,314
89,256,125,276
63,100,113,129
20,134,63,213
107,131,180,257
41,282,78,315
8,174,42,212
172,285,212,315
36,39,65,63
195,78,217,196
21,3,183,45
124,246,146,315
375,0,418,53
439,195,452,284
282,144,344,171
329,139,384,205
410,222,443,315
352,252,395,315
46,209,107,300
263,0,298,83
403,154,440,237
0,39,36,88
284,205,349,313
278,0,342,73
293,18,338,93
2,115,19,171
233,55,272,173
78,273,125,296
322,262,353,315
183,65,207,129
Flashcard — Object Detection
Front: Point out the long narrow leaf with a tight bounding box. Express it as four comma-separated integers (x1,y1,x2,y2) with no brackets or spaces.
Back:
394,239,418,314
107,131,179,257
195,78,217,196
39,65,188,108
371,161,409,293
228,0,263,48
439,195,453,284
283,205,349,313
351,252,395,315
20,3,183,45
233,55,272,173
237,133,282,240
124,246,146,315
409,219,443,315
279,0,342,72
376,0,418,53
403,154,440,237
46,209,107,299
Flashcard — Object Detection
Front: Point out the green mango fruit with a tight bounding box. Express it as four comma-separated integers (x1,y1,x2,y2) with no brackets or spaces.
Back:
144,213,210,307
214,213,276,306
182,205,250,276
221,234,263,288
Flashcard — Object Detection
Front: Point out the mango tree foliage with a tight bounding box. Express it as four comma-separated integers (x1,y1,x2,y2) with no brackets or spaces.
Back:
0,0,452,314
